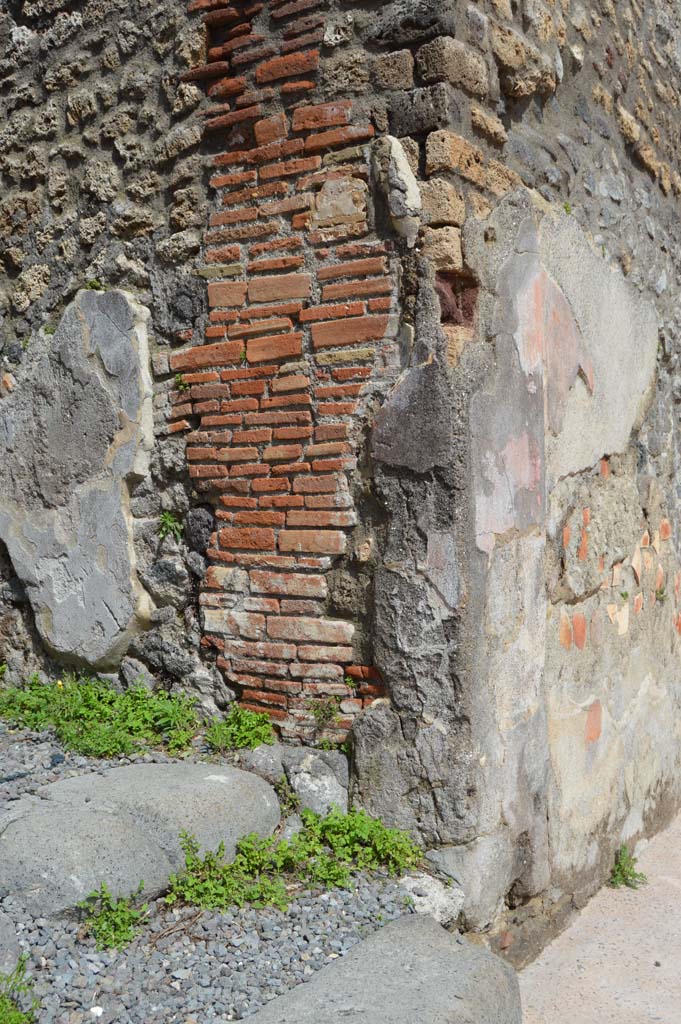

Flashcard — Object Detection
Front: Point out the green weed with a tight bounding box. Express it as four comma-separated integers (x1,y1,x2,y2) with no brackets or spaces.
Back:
174,373,190,393
158,511,183,542
79,882,148,950
563,201,572,215
0,675,198,757
274,776,301,817
166,807,421,913
0,955,38,1024
205,706,275,752
308,696,340,732
610,844,647,889
85,278,105,291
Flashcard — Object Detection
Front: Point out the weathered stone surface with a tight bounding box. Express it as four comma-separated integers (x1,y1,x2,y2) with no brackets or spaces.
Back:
244,915,522,1024
400,871,465,926
0,911,20,973
0,290,155,669
0,764,280,916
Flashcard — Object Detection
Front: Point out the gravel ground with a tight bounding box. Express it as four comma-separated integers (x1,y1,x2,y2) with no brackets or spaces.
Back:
0,723,411,1024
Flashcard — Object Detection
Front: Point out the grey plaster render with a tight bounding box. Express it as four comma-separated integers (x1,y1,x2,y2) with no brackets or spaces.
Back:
0,289,155,669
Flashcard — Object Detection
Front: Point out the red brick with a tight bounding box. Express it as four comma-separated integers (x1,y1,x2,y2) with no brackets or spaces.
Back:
256,49,319,84
271,375,309,393
170,340,245,372
263,444,303,462
299,302,365,323
232,44,278,69
311,315,389,349
229,463,270,478
250,570,327,597
254,113,290,145
258,193,313,216
259,156,321,181
280,80,316,95
181,60,231,81
209,33,266,61
207,75,248,99
216,446,259,462
317,258,387,281
304,124,374,154
214,139,304,168
282,28,324,52
169,420,190,433
260,495,305,509
297,644,354,663
267,615,354,643
252,478,291,493
292,101,353,132
289,660,343,679
239,301,304,319
314,424,348,440
189,465,229,479
205,104,263,132
286,510,355,527
229,318,293,338
274,426,313,439
231,380,266,396
249,256,305,273
223,182,288,206
210,171,257,190
292,474,340,494
279,530,346,554
247,332,303,363
233,428,272,443
234,511,286,526
219,527,275,550
245,410,312,426
261,394,312,410
207,281,248,308
251,236,303,256
248,273,312,303
322,279,392,301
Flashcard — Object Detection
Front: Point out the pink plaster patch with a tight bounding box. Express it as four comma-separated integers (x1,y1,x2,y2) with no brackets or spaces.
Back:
572,611,587,650
585,700,602,744
660,519,672,541
559,610,573,650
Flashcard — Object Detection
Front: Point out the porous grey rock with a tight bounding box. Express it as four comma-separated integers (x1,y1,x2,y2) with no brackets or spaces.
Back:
281,747,349,816
399,871,465,926
0,763,280,916
243,914,522,1024
0,910,20,973
0,289,155,670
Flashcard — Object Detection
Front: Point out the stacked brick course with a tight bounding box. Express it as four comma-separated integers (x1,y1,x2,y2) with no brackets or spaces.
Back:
168,0,394,741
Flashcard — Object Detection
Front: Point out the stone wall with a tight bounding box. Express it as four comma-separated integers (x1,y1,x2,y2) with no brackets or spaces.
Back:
3,0,681,962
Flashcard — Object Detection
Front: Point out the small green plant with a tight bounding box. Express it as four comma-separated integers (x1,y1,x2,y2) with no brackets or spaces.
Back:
79,882,148,950
610,844,647,889
174,373,190,393
205,705,275,752
274,775,301,817
44,326,56,335
0,955,38,1024
656,586,666,603
308,696,341,732
620,591,629,601
166,807,421,913
85,278,105,290
240,347,247,365
563,201,572,215
344,674,358,690
0,675,198,757
0,663,6,680
158,511,183,542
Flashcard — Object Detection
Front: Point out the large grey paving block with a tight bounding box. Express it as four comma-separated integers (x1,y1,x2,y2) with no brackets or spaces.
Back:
244,914,522,1024
0,763,280,917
